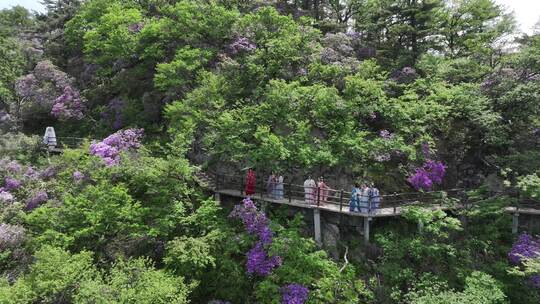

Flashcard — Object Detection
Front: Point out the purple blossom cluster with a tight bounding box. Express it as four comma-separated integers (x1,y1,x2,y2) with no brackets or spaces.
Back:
508,233,540,265
90,128,144,166
4,177,21,191
246,241,282,276
281,284,309,304
229,37,256,54
73,171,85,182
0,223,25,250
230,197,273,244
25,191,48,211
230,198,281,276
1,159,50,210
508,233,540,288
408,160,446,191
15,60,85,120
51,85,85,120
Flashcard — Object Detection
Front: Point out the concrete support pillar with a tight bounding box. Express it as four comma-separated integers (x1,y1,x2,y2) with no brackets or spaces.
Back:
363,217,371,244
260,201,268,214
314,209,321,245
512,213,519,234
214,192,221,202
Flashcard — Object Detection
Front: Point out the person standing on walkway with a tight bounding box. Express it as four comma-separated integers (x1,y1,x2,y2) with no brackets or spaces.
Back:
244,168,256,196
275,175,284,200
318,177,329,203
267,172,277,199
370,183,380,214
350,183,361,212
359,183,370,213
304,176,316,204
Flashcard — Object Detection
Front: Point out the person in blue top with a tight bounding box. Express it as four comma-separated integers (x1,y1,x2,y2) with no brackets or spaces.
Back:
369,183,380,214
359,183,370,213
349,183,361,212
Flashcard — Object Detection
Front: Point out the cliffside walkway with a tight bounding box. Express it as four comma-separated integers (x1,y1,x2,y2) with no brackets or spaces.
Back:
196,171,467,244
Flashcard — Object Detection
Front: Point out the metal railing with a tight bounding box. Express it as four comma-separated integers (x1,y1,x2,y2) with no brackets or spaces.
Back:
212,172,466,215
43,137,86,151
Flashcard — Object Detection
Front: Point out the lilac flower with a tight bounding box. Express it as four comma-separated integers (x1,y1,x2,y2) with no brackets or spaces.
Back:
24,167,38,179
73,171,84,182
230,198,273,244
40,166,58,179
90,128,144,166
51,85,85,120
424,160,446,185
230,198,282,276
281,284,309,304
229,37,256,54
0,191,14,203
407,161,446,191
25,191,48,211
408,168,433,191
0,223,25,250
246,241,282,276
4,177,21,191
508,233,540,287
508,233,540,265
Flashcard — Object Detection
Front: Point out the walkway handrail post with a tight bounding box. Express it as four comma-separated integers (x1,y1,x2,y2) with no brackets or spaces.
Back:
288,182,292,203
339,189,344,212
317,186,321,207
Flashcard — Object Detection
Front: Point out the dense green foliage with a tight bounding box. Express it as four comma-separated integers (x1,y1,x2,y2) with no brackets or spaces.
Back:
1,0,540,303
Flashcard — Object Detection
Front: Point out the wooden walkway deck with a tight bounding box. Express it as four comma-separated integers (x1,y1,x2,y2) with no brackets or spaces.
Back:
216,188,460,218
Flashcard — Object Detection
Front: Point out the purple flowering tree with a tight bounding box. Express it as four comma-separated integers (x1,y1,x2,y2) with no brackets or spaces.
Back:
25,190,48,211
230,198,281,276
89,128,144,166
281,284,309,304
408,160,446,191
15,60,85,121
508,233,540,288
229,198,309,300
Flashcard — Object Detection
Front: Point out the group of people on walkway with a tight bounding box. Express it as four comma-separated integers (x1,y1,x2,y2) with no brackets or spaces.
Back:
243,169,284,199
244,169,380,213
350,183,380,214
267,172,284,199
303,176,330,204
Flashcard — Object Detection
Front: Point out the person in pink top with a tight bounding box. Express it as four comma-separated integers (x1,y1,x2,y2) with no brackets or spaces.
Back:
317,177,329,203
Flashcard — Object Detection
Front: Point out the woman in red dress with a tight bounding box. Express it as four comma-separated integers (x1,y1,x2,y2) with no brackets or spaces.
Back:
245,169,256,196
